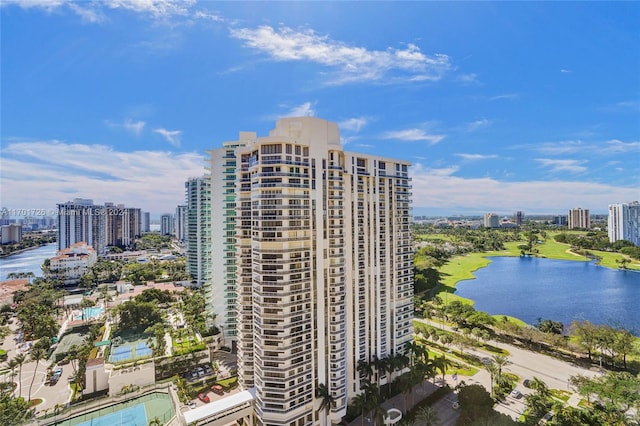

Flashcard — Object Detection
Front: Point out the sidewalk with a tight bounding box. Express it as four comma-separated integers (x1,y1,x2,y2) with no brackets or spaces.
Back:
347,377,454,426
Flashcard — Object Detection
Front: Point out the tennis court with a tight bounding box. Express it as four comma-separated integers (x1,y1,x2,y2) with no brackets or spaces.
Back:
57,392,175,426
75,403,146,426
109,339,153,363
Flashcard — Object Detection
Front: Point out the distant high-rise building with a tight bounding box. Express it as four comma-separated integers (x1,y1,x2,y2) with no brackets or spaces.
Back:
608,201,640,246
57,198,106,255
104,203,141,248
160,214,174,236
0,224,22,244
568,208,590,229
484,212,500,228
553,215,568,226
175,205,187,243
185,177,211,288
141,212,151,233
514,211,525,226
221,117,413,425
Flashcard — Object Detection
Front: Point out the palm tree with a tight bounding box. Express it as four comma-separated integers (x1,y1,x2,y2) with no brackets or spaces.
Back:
484,362,498,398
357,359,373,382
433,355,452,385
7,358,19,394
315,383,336,415
351,393,369,426
28,347,46,401
15,353,26,398
416,405,440,425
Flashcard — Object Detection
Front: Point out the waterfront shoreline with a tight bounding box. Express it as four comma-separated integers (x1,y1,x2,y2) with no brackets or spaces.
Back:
0,243,49,259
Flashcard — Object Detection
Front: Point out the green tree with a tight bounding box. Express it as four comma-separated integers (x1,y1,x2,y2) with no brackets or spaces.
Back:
0,394,34,426
416,405,440,425
27,347,46,401
456,384,494,425
14,354,25,399
315,383,336,415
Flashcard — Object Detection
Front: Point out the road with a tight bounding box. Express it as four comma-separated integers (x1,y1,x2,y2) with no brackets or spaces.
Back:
416,318,602,420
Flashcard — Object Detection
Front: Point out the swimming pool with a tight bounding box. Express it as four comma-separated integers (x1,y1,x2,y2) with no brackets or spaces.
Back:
74,306,104,321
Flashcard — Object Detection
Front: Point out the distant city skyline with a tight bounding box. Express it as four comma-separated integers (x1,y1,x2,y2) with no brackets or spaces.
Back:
1,1,638,216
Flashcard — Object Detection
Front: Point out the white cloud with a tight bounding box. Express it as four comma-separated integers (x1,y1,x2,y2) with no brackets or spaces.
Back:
466,119,490,132
410,163,639,215
106,0,196,18
282,102,315,118
381,128,445,145
154,128,182,146
489,93,519,101
526,140,584,155
339,117,369,132
455,153,498,161
1,0,66,10
535,158,587,174
560,69,573,73
67,2,106,23
604,139,640,153
123,119,146,135
0,140,204,214
229,25,451,85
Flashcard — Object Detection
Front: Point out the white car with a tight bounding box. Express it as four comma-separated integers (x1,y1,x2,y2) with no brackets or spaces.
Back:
510,389,522,398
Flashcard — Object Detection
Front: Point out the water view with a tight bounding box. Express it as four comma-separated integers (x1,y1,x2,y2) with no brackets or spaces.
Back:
456,256,640,335
0,243,57,281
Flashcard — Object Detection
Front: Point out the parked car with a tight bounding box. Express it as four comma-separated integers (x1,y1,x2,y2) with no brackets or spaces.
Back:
523,378,531,388
198,393,210,403
197,367,205,378
187,400,196,408
203,364,213,375
211,384,224,395
510,389,522,399
50,367,63,385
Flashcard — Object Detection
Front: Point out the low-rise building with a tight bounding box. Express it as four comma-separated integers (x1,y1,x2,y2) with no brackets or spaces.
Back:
49,242,97,285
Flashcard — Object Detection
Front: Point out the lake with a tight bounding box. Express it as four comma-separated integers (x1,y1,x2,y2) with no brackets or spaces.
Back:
455,256,640,335
0,243,57,281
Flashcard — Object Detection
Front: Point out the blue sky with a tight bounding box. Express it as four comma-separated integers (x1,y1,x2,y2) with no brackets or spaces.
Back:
1,1,638,217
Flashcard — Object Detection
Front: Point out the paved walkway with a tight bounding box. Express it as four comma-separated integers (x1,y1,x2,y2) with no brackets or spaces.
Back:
347,378,457,426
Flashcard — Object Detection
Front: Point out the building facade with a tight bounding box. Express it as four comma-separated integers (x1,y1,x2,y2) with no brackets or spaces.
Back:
568,207,590,229
483,213,499,228
222,117,413,426
57,199,106,255
207,138,252,347
185,177,211,288
514,211,525,226
0,224,22,244
175,205,187,243
49,242,98,284
104,203,141,249
608,201,640,246
141,212,151,233
160,214,174,236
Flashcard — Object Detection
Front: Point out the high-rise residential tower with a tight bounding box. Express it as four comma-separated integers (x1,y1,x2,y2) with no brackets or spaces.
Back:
141,212,151,233
175,205,187,243
568,207,590,229
608,201,640,246
484,213,499,228
160,214,174,236
57,198,106,255
104,203,141,248
218,117,413,426
185,177,211,288
207,137,252,347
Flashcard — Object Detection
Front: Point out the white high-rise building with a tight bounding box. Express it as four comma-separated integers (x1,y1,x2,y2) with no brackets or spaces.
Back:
207,137,252,347
216,117,413,426
608,201,640,246
568,207,590,229
175,205,187,243
484,213,499,228
57,198,106,255
185,177,211,288
160,214,174,236
141,212,151,233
